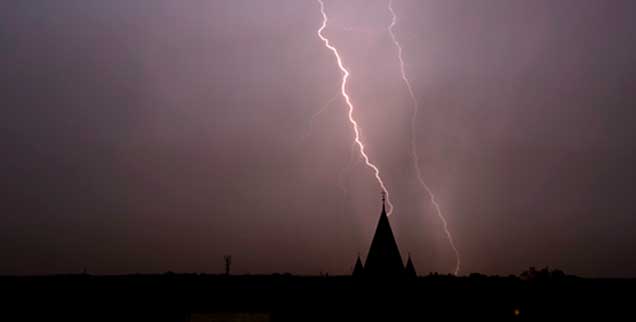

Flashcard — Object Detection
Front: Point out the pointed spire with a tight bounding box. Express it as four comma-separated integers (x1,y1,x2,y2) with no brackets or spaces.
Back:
381,190,387,214
352,255,364,277
405,254,417,278
364,198,404,277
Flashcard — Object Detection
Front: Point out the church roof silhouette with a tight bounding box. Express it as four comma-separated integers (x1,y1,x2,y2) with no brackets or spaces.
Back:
353,255,364,276
405,255,417,278
354,195,414,277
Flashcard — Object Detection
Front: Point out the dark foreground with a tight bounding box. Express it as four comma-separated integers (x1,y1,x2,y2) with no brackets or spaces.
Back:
3,274,634,321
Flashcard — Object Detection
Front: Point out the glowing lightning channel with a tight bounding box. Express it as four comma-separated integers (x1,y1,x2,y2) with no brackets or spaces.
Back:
388,0,461,275
301,94,340,142
316,0,395,215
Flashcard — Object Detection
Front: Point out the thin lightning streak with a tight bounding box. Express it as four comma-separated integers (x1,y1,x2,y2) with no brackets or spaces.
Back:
301,94,359,196
388,0,461,275
316,0,395,215
302,98,361,196
301,94,340,142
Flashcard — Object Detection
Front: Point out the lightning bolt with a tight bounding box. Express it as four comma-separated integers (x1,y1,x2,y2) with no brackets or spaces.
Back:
388,0,461,275
316,0,395,215
303,100,360,196
301,94,340,142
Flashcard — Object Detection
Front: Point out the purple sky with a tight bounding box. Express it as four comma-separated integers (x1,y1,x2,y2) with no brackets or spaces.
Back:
2,0,636,277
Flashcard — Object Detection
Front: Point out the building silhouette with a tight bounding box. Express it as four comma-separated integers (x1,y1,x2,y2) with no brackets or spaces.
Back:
353,196,416,278
404,255,417,278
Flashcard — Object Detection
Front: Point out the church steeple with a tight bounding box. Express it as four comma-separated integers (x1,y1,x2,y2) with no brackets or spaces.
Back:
352,255,364,277
381,190,386,214
363,194,404,277
405,254,417,278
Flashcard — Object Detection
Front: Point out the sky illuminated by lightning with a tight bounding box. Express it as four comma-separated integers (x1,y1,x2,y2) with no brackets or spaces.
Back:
2,0,636,277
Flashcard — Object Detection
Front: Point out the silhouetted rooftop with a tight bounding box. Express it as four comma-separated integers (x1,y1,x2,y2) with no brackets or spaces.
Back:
363,198,405,277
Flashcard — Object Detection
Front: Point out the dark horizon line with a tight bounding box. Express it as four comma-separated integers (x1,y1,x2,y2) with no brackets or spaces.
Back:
3,272,635,280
